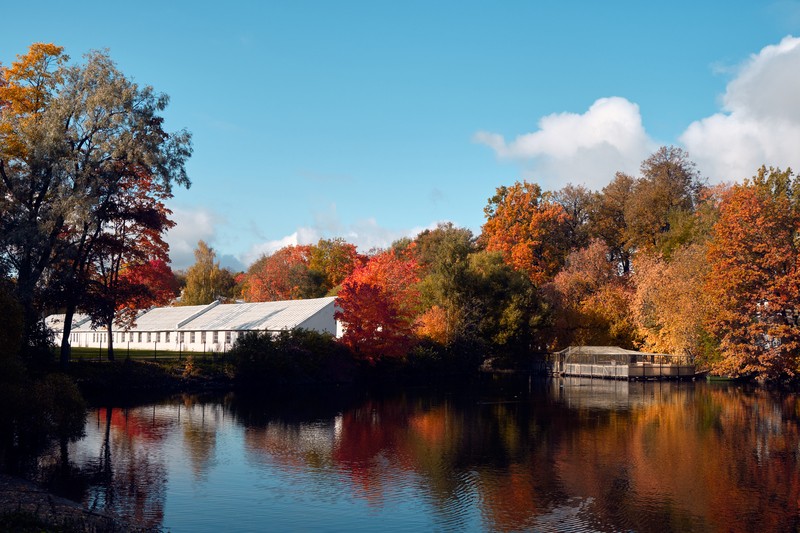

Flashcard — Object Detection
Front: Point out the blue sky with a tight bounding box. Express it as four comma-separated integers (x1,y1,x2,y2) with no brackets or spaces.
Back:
3,1,800,269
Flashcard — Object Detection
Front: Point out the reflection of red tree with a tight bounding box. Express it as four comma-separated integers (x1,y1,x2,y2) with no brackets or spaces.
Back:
98,407,173,443
331,404,406,504
237,387,800,532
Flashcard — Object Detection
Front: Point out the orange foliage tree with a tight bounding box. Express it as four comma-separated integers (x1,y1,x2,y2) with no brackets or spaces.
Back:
482,181,571,286
705,167,800,379
335,250,420,361
631,243,711,358
243,245,321,302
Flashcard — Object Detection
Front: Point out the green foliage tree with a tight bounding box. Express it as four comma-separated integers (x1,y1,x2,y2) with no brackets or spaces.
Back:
414,223,475,344
588,172,635,274
623,146,703,255
458,250,542,357
308,238,365,295
229,329,355,388
181,241,235,305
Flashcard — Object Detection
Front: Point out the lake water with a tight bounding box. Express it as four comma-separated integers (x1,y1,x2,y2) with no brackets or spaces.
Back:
32,377,800,532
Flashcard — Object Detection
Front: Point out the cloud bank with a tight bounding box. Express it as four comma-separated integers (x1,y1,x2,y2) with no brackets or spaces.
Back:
477,35,800,187
239,207,440,267
164,206,219,270
474,97,655,190
681,35,800,182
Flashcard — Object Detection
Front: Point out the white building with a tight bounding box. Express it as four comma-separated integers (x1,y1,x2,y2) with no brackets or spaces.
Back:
45,297,341,353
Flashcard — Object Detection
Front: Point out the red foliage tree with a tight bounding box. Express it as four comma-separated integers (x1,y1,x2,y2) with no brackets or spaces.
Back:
83,165,177,360
335,251,420,361
117,259,179,319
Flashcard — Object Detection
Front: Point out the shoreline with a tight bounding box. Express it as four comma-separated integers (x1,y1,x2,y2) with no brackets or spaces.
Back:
0,473,158,532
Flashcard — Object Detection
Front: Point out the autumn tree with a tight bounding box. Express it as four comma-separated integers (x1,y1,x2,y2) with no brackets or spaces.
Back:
243,245,324,302
181,241,235,305
553,183,593,251
335,250,420,361
118,259,179,313
482,181,571,285
308,238,365,295
631,243,711,358
588,172,635,274
81,168,177,360
412,223,475,344
0,44,191,364
0,44,69,344
705,167,800,380
543,239,636,349
623,146,703,255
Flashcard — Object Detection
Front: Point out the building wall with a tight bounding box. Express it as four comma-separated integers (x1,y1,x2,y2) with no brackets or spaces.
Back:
296,301,338,336
68,329,243,353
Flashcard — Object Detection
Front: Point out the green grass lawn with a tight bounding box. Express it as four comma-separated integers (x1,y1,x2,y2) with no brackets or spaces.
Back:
59,346,228,362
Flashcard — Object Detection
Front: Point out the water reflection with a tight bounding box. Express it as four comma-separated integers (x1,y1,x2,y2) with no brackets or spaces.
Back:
34,379,800,532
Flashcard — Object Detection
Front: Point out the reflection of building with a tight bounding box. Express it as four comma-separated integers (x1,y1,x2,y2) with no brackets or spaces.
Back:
553,376,690,410
45,297,340,353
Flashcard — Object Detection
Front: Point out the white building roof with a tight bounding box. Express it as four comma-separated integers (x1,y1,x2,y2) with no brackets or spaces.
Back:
44,313,92,333
131,302,217,331
177,297,336,331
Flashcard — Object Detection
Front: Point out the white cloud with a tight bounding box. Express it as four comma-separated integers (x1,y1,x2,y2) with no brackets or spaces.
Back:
241,228,321,266
239,210,441,267
474,97,655,190
164,206,219,270
680,35,800,182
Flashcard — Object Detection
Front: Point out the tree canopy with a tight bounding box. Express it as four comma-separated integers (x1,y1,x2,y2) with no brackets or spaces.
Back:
0,43,191,364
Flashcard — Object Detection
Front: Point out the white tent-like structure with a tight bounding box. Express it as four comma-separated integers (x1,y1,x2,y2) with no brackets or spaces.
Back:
45,297,340,353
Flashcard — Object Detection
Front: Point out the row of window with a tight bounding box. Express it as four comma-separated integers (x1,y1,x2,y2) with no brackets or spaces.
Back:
72,331,237,344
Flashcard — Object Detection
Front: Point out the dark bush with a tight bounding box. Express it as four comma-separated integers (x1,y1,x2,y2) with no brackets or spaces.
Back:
228,329,357,389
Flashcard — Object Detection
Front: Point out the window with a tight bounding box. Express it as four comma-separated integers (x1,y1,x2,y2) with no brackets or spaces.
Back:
225,331,232,344
155,332,160,343
212,331,218,343
147,332,151,343
165,331,170,343
138,332,143,342
190,332,195,344
179,332,184,343
201,331,206,343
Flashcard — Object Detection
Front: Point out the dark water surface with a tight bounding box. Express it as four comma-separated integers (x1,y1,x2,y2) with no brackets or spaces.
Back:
31,378,800,532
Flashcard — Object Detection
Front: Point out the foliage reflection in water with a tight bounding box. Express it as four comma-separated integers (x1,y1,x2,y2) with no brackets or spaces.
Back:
32,378,800,532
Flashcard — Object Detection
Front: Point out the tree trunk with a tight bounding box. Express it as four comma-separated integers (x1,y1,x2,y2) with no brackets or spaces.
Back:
60,304,75,369
106,320,115,362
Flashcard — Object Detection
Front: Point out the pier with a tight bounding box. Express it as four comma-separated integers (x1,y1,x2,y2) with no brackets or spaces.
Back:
554,346,696,380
